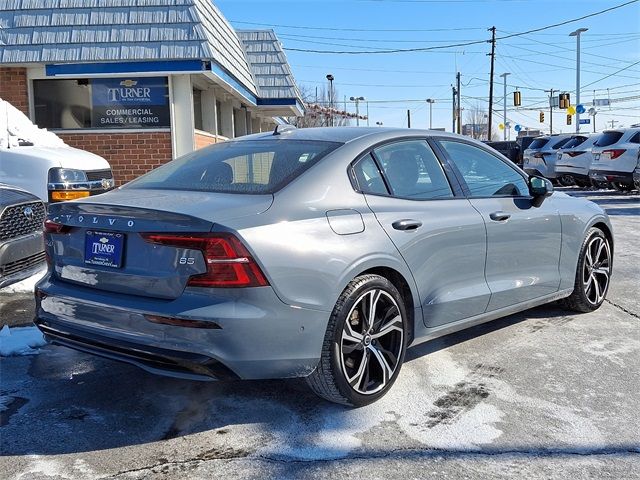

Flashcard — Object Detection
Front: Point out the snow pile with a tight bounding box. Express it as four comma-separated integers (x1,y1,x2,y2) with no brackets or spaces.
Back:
0,97,66,149
1,267,47,293
0,325,47,356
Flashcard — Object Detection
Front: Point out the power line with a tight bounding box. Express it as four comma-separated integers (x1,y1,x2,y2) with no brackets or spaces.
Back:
583,62,640,88
232,21,484,33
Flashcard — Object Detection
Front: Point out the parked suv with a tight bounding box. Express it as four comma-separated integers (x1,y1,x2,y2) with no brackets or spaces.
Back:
555,134,600,188
589,128,640,192
1,98,114,203
523,134,574,181
0,184,46,288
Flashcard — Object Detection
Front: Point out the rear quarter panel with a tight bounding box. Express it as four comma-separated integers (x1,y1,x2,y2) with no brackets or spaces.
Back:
550,192,613,290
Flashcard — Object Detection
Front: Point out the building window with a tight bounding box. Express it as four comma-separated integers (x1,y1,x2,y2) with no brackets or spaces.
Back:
193,89,203,131
33,77,170,130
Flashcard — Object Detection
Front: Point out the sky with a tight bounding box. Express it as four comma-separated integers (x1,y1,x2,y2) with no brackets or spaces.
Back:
216,0,640,135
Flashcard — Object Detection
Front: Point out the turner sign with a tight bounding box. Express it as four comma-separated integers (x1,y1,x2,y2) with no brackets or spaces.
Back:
92,77,169,128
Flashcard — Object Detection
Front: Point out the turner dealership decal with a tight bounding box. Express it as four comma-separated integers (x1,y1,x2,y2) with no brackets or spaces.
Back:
91,77,169,128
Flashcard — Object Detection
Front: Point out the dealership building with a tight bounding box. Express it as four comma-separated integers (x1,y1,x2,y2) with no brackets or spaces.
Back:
0,0,304,184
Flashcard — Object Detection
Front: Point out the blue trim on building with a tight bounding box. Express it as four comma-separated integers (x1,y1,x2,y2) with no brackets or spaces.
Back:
256,98,297,106
208,62,257,105
45,60,206,76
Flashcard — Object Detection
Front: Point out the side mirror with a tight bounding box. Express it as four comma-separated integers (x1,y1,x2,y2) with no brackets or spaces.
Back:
529,176,553,207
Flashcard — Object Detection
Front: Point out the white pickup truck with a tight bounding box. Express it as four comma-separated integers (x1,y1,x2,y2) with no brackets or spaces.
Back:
0,98,114,203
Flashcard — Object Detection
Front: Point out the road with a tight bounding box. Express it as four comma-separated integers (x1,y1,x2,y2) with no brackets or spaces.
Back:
1,189,639,479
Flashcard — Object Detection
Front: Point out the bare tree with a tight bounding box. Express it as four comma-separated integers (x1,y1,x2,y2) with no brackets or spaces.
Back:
289,84,352,128
464,103,489,140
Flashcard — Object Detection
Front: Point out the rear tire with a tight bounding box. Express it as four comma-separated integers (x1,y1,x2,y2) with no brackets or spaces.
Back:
306,274,408,406
611,181,633,192
561,227,612,313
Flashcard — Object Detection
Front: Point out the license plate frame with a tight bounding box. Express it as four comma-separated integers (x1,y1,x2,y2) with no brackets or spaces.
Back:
84,230,125,268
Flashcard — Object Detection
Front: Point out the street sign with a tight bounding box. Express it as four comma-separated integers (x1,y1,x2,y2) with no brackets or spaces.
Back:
594,99,610,107
579,119,591,125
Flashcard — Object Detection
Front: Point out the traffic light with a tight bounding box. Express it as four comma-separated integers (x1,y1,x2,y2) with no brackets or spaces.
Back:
513,91,521,107
567,114,572,125
539,111,545,123
559,93,570,109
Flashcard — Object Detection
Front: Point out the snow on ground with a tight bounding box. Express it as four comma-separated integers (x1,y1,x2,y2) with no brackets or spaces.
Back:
0,325,46,357
0,98,66,148
1,267,46,294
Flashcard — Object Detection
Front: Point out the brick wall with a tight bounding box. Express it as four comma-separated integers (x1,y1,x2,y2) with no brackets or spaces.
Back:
0,67,28,115
195,131,225,150
58,132,172,185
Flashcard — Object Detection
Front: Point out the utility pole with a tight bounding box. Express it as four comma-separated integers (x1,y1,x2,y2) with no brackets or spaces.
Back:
500,72,510,141
452,85,457,133
456,72,461,134
544,88,556,134
407,109,411,128
487,26,496,141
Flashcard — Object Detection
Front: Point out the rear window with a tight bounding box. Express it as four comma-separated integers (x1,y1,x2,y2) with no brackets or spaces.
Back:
124,139,342,194
528,138,549,149
551,138,572,149
594,131,624,147
562,136,588,149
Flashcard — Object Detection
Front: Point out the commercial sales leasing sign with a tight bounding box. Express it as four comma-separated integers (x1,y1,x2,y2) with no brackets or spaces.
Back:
91,77,170,128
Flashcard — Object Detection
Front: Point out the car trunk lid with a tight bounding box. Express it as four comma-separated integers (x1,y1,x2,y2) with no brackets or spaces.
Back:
46,190,273,299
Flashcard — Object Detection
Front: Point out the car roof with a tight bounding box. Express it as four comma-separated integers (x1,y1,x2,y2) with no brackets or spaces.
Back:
228,126,464,145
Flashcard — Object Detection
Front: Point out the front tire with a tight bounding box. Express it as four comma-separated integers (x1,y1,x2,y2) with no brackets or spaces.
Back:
561,227,612,313
306,274,408,406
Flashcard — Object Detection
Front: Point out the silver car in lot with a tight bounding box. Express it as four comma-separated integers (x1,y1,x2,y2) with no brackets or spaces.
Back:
590,128,640,191
0,184,46,288
555,134,600,187
523,134,574,181
35,128,613,406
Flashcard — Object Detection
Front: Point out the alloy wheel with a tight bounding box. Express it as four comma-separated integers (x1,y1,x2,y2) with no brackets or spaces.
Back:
340,289,404,395
583,235,611,305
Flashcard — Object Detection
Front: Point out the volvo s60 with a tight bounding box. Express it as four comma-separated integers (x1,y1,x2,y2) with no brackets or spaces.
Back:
36,127,613,406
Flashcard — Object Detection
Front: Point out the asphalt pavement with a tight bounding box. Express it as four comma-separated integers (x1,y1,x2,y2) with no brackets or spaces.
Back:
1,189,639,479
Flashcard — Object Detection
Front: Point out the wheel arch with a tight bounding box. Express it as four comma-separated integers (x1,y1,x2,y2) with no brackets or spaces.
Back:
590,220,614,256
355,266,418,344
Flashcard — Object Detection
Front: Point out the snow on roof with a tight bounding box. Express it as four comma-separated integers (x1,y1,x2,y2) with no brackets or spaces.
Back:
1,98,66,148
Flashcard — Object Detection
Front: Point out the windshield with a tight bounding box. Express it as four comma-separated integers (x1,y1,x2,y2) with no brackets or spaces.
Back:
124,139,342,194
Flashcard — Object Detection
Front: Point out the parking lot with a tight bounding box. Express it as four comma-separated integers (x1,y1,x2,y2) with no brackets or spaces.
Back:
1,188,639,480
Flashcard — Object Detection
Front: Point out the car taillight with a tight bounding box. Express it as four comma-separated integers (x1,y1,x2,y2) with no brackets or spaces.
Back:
141,233,269,288
533,152,544,158
43,219,71,234
566,151,583,157
602,149,626,160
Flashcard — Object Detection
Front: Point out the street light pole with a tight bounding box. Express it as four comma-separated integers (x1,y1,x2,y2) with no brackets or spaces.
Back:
426,98,435,129
326,74,334,127
570,28,588,133
350,96,365,126
500,72,510,141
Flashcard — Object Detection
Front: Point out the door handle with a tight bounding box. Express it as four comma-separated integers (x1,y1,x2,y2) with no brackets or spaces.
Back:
392,219,423,231
489,211,511,222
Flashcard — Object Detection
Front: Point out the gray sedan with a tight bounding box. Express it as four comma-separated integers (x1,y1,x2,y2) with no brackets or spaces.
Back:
36,128,613,406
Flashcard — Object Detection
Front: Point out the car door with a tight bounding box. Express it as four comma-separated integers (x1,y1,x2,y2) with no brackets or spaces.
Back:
434,139,562,311
352,139,491,328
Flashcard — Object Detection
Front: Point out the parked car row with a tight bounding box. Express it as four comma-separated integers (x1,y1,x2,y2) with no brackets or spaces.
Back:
523,128,640,191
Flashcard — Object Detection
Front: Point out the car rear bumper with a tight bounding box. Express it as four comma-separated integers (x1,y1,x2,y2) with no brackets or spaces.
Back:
0,231,45,288
589,169,633,185
34,274,329,380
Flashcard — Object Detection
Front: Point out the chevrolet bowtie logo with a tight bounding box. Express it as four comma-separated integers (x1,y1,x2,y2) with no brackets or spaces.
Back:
99,237,109,244
120,79,138,88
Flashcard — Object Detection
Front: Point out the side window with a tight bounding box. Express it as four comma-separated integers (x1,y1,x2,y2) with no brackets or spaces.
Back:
373,140,453,200
630,132,640,144
353,154,388,195
438,140,529,197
